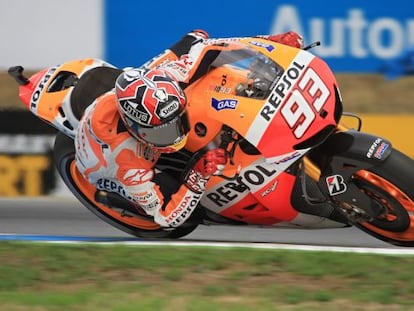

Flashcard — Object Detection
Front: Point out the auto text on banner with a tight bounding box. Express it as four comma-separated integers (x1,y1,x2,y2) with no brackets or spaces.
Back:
104,0,414,73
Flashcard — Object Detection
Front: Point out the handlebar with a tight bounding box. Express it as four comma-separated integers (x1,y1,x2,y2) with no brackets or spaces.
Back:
303,41,321,51
8,66,30,85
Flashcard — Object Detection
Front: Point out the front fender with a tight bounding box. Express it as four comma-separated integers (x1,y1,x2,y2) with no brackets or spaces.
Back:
309,130,393,214
313,129,392,174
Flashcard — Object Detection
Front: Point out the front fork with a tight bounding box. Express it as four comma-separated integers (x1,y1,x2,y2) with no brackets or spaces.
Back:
303,127,393,223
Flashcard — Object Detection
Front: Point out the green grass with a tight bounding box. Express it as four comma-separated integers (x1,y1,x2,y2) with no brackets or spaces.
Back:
2,72,414,310
1,242,414,310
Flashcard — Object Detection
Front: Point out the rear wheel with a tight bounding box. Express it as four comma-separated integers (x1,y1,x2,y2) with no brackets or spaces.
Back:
53,132,199,239
351,150,414,246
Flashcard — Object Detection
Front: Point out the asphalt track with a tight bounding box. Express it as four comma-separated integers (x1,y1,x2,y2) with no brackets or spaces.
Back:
1,196,410,251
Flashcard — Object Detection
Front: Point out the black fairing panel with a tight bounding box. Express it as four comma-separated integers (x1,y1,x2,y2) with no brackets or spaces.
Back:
309,129,392,171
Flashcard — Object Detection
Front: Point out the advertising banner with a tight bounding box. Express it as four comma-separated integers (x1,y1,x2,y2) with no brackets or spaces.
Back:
0,110,57,196
104,0,414,72
0,0,103,70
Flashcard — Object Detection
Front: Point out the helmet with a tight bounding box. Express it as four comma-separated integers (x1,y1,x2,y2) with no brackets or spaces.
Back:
115,68,190,152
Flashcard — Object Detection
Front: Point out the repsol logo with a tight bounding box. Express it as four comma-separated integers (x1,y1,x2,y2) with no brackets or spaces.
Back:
30,67,57,110
96,178,129,198
366,138,382,158
206,164,277,207
167,193,200,226
366,137,389,159
260,61,305,122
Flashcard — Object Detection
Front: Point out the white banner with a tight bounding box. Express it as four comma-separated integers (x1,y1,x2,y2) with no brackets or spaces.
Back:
0,0,103,70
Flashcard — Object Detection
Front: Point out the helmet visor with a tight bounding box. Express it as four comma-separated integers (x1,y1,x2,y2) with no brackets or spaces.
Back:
126,111,190,147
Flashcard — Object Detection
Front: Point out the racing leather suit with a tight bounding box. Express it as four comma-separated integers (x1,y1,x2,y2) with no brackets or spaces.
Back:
74,30,303,227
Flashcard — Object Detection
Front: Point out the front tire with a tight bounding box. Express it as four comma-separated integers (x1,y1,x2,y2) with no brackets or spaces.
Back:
53,132,199,239
351,149,414,246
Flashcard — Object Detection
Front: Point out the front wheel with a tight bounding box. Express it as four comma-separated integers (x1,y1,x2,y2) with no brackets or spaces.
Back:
53,132,199,239
350,149,414,246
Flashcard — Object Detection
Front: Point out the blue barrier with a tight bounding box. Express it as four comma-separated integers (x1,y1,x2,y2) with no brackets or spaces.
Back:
104,0,414,72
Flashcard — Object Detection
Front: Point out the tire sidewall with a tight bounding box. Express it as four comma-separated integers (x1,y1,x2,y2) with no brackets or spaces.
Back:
53,132,199,239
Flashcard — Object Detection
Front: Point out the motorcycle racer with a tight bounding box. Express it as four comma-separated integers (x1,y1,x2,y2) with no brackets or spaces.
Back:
74,30,304,228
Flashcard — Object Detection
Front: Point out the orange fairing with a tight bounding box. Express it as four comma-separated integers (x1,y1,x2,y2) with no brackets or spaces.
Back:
184,65,249,152
184,40,339,158
19,58,115,136
18,68,49,110
201,142,299,224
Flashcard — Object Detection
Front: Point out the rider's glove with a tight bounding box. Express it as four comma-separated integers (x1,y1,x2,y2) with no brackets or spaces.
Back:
184,148,227,193
189,29,209,41
265,31,304,49
194,148,227,177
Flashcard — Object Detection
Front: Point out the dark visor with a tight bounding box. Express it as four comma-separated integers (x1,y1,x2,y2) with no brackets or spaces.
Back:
126,111,190,147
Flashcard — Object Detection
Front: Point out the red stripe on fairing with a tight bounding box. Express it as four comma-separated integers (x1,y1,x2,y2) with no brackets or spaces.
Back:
18,68,49,111
255,56,338,158
219,172,298,225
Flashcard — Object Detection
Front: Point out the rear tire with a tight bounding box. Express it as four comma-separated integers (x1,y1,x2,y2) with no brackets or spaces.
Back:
53,132,199,239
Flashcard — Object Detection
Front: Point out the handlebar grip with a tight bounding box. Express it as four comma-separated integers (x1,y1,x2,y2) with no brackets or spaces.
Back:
8,66,30,85
303,41,321,51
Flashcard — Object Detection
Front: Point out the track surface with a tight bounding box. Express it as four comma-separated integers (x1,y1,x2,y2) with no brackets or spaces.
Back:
0,196,405,249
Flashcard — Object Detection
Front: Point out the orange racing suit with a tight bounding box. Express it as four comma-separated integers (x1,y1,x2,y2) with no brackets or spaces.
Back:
74,30,303,227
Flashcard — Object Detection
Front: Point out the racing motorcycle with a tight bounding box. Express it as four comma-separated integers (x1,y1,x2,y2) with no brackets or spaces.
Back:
9,37,414,246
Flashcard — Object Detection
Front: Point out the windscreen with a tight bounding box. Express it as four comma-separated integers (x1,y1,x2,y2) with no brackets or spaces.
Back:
208,47,284,100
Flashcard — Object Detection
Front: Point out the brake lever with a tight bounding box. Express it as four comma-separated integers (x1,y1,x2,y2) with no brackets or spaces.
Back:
303,41,321,51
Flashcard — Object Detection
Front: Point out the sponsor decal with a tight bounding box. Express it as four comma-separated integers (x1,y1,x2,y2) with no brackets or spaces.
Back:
135,190,156,204
167,193,201,226
374,142,389,159
249,40,275,52
121,100,151,124
185,169,209,193
211,98,238,111
246,51,315,146
134,189,161,211
97,178,129,198
271,151,302,165
326,174,347,196
209,85,232,94
164,61,190,81
206,164,278,207
261,181,278,197
260,60,305,122
280,67,330,139
123,168,154,183
366,137,389,159
159,100,179,119
30,67,57,111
